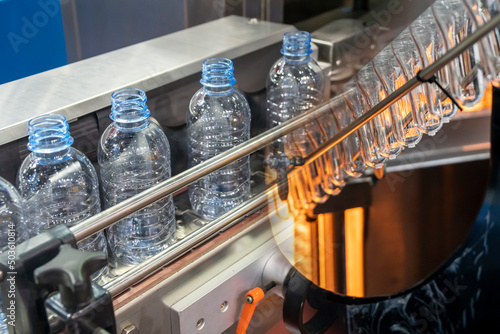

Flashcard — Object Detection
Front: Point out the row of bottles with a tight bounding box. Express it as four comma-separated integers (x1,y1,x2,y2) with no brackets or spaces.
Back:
0,56,251,295
266,0,500,214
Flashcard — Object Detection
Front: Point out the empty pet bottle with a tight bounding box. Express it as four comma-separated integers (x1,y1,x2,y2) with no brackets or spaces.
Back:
432,0,488,109
330,94,366,178
410,7,456,123
188,58,251,220
99,88,176,265
0,176,25,333
356,62,403,158
342,78,388,168
17,114,108,277
372,45,422,148
392,27,443,135
266,30,328,205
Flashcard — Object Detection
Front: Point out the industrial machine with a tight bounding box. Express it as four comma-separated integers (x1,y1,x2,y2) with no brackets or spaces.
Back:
0,0,499,333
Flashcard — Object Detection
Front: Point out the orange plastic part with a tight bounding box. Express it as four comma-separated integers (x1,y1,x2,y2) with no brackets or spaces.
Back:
235,287,266,334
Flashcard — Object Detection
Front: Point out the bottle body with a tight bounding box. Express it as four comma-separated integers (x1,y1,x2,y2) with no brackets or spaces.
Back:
342,79,388,169
266,31,329,205
0,177,25,334
99,88,175,265
17,114,108,278
356,63,402,159
372,45,423,148
188,58,251,220
432,0,488,110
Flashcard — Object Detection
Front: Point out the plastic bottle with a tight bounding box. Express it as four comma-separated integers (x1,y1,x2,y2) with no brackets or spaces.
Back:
99,88,176,265
356,62,403,159
392,27,443,136
17,114,108,277
372,45,423,148
342,78,388,169
410,7,456,124
0,177,26,333
266,30,328,205
187,58,251,219
432,0,488,109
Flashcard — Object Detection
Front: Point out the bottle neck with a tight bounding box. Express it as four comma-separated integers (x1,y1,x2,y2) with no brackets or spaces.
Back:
281,31,313,65
110,88,151,131
200,58,236,96
27,114,74,164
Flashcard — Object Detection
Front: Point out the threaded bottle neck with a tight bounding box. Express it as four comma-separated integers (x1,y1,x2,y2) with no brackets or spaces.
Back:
27,114,73,162
200,58,236,95
111,88,150,131
281,31,312,64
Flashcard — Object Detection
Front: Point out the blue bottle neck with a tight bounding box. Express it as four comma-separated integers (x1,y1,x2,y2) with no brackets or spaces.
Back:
200,58,236,96
281,31,313,65
27,114,74,163
111,88,151,131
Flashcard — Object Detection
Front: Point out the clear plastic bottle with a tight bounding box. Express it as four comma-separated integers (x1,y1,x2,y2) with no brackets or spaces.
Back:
410,7,457,123
372,45,423,148
356,63,403,158
392,27,443,136
432,0,488,109
187,58,251,220
463,0,500,83
98,88,175,265
0,177,26,334
342,78,388,168
329,95,366,178
266,31,328,204
17,114,108,277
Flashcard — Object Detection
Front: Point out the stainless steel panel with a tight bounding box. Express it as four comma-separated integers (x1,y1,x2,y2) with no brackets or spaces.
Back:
0,16,293,146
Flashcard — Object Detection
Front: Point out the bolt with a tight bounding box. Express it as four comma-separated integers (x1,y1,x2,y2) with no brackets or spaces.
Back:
246,295,253,304
121,325,140,334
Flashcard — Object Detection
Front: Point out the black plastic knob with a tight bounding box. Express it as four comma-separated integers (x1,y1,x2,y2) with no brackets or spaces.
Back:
34,244,107,310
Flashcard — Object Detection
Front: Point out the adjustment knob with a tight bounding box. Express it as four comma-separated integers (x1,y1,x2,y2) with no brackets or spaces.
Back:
34,244,107,310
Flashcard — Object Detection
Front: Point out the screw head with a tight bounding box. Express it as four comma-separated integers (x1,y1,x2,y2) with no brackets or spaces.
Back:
245,295,253,304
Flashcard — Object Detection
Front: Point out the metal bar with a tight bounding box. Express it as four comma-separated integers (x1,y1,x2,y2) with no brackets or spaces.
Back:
104,190,268,296
303,12,500,166
70,98,336,242
71,12,500,243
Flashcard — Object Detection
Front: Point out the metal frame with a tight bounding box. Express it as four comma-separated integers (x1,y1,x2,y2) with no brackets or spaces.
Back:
70,12,500,296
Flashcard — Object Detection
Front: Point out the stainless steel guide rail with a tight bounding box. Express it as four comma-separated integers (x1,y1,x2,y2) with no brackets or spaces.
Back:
70,13,500,295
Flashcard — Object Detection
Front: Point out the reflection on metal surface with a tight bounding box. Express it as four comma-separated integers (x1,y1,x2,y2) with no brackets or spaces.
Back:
0,16,292,146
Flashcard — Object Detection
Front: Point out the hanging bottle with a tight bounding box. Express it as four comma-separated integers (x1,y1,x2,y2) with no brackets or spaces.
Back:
98,88,176,265
356,62,403,159
342,78,388,168
372,45,423,148
17,114,108,278
432,0,488,109
187,58,251,219
392,27,443,136
462,0,500,84
329,94,366,178
410,7,457,123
